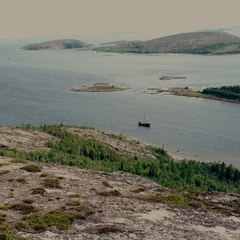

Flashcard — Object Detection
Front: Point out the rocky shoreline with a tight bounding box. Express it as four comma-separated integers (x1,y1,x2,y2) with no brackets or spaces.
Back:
146,87,240,104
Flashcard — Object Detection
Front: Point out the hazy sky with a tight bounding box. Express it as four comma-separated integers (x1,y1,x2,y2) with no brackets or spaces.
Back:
1,0,240,39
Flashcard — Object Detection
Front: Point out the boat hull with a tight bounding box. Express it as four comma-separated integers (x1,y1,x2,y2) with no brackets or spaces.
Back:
138,122,150,127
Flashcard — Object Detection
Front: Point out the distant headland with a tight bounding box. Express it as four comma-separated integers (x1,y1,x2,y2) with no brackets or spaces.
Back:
21,31,240,55
21,39,92,50
94,31,240,55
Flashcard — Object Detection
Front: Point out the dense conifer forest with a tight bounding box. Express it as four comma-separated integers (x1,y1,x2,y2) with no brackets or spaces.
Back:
202,85,240,101
0,125,239,193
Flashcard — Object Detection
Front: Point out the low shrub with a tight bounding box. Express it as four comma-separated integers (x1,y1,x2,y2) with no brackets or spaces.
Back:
31,188,46,196
0,213,7,223
42,178,61,189
97,225,124,233
74,205,95,216
98,189,121,197
102,181,113,188
40,173,48,177
66,200,80,206
0,224,17,240
67,193,80,198
21,213,47,233
0,205,10,211
10,159,28,164
44,211,82,230
18,208,81,233
23,199,34,204
16,178,28,184
0,170,10,175
20,165,41,173
11,203,38,215
131,188,145,193
148,194,189,208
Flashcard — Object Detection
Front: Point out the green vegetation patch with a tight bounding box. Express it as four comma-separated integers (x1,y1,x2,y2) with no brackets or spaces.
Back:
67,193,80,198
102,181,113,188
66,200,81,206
98,189,121,197
89,84,120,90
22,199,34,204
44,210,84,230
0,213,7,223
0,223,18,240
74,205,95,216
40,173,48,177
0,205,10,211
1,124,240,194
16,178,28,184
20,164,41,172
0,170,10,175
42,178,62,189
31,187,46,196
10,159,28,164
10,203,38,215
19,211,83,232
202,85,240,101
0,163,8,167
17,213,47,233
131,187,145,193
97,225,124,233
148,193,190,208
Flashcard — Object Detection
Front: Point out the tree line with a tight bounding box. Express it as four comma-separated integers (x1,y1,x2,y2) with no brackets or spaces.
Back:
202,85,240,101
0,124,239,193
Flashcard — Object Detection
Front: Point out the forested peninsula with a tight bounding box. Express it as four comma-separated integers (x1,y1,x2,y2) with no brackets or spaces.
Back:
148,85,240,104
95,31,240,55
201,85,240,101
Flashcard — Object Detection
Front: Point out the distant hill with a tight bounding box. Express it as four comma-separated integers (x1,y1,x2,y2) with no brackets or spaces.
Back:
22,39,92,50
95,31,240,54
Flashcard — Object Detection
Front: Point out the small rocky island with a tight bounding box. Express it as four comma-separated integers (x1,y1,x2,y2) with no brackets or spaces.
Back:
21,39,92,50
159,76,187,80
69,83,129,92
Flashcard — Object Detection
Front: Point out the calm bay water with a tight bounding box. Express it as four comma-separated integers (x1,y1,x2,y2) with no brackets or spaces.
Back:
0,31,240,167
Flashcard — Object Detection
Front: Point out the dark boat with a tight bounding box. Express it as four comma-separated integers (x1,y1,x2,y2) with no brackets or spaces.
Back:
138,114,150,127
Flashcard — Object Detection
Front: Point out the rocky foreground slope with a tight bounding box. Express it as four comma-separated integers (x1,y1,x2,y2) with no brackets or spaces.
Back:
0,126,240,239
